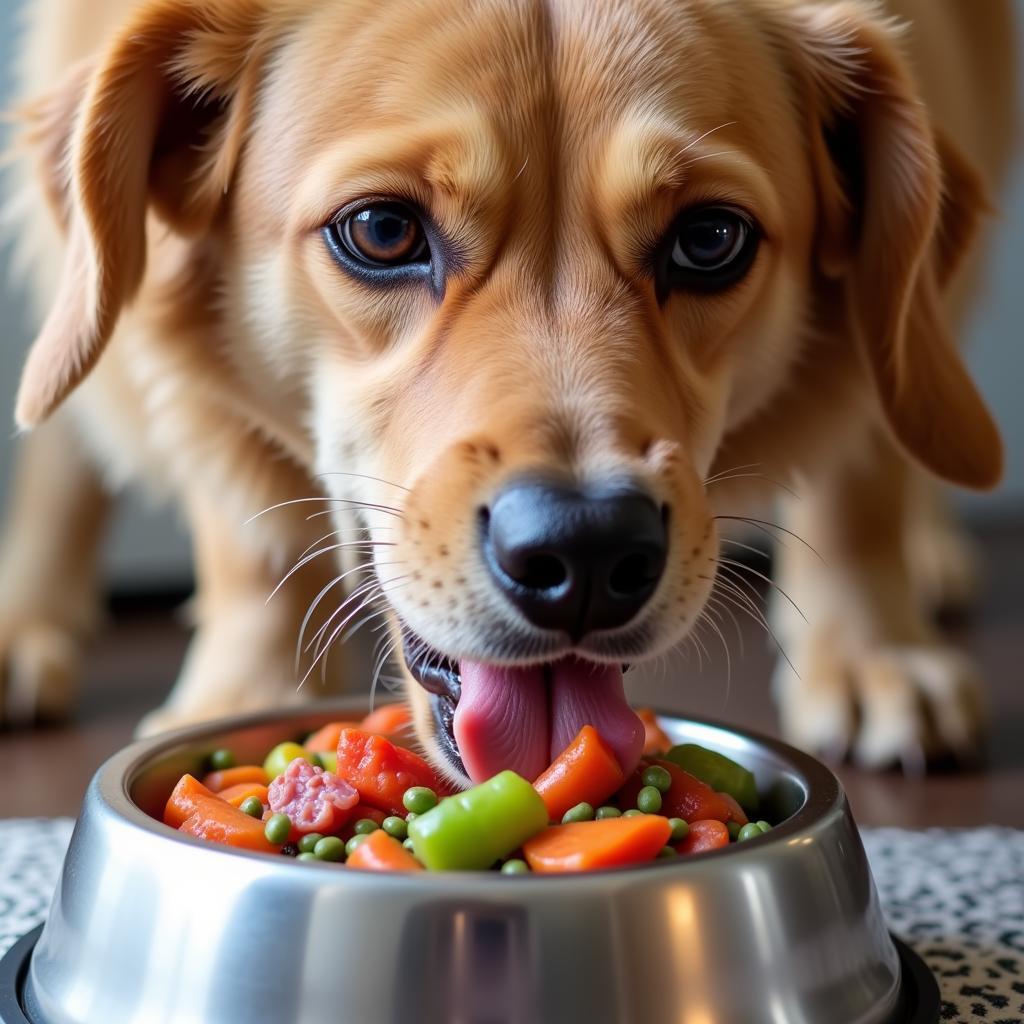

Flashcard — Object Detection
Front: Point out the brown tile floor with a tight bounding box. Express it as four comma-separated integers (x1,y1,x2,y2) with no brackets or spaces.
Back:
1,523,1022,826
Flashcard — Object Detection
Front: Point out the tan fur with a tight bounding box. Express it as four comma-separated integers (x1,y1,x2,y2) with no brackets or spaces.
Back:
0,0,1013,772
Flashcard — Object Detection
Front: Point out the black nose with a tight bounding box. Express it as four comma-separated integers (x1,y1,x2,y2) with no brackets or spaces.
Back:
482,479,667,639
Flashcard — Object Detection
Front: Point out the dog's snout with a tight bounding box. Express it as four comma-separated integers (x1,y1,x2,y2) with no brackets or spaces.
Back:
481,480,667,639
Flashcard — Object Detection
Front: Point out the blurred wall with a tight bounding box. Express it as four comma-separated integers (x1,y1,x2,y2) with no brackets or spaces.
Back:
0,0,1020,592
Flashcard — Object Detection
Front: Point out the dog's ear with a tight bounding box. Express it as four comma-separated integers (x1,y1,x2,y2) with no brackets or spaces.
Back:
15,0,273,429
782,2,1002,489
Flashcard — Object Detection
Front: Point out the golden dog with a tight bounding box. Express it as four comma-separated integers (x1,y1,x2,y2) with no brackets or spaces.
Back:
0,0,1014,783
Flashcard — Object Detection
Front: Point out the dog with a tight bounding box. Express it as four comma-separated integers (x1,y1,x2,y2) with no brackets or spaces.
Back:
0,0,1014,784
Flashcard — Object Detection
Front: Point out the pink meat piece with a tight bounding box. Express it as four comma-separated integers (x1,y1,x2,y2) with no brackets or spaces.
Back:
268,758,358,834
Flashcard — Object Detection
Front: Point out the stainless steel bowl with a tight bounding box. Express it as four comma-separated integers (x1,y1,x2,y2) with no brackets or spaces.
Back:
2,700,937,1024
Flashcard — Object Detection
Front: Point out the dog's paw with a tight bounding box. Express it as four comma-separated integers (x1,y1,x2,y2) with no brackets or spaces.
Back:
0,617,82,726
774,641,985,772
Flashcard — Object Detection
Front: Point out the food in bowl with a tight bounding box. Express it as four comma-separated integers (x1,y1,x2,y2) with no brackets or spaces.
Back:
159,704,772,873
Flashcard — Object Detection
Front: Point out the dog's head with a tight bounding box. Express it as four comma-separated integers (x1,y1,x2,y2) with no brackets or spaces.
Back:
17,0,1001,783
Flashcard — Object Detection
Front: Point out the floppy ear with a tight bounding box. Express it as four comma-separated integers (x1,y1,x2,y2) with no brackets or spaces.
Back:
783,2,1002,489
14,0,273,429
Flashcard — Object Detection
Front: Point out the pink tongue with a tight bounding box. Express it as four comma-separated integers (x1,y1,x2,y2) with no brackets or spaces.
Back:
453,658,645,784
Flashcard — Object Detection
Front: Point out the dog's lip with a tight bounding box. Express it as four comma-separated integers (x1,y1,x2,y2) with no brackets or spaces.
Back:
399,626,632,779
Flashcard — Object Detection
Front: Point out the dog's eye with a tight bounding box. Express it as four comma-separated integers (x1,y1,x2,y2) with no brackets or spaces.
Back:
321,199,430,282
659,205,759,294
326,201,429,270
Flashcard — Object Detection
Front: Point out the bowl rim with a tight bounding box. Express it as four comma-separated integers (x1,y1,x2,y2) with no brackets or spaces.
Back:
91,699,845,886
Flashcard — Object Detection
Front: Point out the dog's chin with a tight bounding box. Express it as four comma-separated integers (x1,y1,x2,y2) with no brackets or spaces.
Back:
398,623,648,787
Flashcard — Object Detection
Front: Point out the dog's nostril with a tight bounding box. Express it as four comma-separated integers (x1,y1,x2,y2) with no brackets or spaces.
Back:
519,552,568,591
608,551,656,597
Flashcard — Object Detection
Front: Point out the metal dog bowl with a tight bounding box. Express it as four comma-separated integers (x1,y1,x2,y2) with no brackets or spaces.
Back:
1,700,938,1024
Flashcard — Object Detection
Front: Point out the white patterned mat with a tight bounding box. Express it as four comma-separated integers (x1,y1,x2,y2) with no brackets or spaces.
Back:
1,820,1021,1023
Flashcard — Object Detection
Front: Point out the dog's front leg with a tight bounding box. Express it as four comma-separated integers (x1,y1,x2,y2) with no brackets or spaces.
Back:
136,490,361,737
770,437,985,771
0,412,110,725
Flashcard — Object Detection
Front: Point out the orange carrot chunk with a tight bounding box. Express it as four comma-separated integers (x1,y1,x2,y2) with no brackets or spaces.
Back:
304,721,363,754
202,764,269,792
336,729,443,814
523,815,672,873
164,774,221,828
676,819,730,856
218,782,269,808
346,829,424,872
636,708,672,756
179,798,278,853
359,704,412,737
532,725,626,822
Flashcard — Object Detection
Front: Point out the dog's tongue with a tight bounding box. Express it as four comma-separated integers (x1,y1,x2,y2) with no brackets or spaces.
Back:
453,658,645,784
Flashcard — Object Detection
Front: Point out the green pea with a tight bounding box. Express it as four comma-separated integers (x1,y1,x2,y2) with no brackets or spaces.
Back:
636,786,663,814
595,806,622,820
313,836,345,862
354,818,380,835
238,796,264,819
561,802,595,824
403,787,438,814
402,837,416,852
622,809,645,818
657,846,677,858
501,859,531,875
668,818,689,843
208,748,236,771
727,821,742,841
298,833,325,854
297,852,318,862
641,765,672,793
345,834,370,857
404,812,419,824
756,820,772,834
382,816,408,840
737,823,763,843
264,813,292,845
263,741,312,780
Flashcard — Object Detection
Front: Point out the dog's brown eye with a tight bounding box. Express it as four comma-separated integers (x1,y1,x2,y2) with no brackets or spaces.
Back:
334,201,429,268
657,204,759,297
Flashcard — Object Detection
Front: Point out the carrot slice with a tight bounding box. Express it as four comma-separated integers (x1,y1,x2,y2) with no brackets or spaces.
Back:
360,704,412,737
346,829,423,872
179,799,278,853
532,725,626,822
217,782,269,808
676,819,730,855
164,774,221,828
304,721,363,753
523,816,671,873
636,708,672,756
202,764,268,792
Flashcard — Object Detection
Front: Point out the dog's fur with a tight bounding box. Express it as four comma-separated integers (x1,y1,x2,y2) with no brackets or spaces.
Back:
0,0,1015,776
